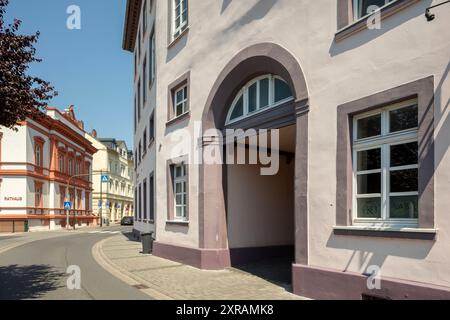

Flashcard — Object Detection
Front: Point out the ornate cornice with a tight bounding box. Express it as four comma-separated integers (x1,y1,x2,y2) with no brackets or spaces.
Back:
123,0,142,52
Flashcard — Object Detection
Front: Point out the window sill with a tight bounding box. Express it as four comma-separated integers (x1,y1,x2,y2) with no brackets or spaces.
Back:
335,0,420,42
333,225,437,240
168,27,189,49
166,220,189,226
166,111,190,127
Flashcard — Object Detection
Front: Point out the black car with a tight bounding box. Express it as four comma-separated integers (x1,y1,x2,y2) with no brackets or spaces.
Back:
120,216,134,226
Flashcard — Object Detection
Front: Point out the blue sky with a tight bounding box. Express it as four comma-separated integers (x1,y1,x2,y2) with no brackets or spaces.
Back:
5,0,134,147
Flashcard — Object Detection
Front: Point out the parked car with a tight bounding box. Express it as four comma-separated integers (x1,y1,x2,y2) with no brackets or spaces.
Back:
120,216,134,226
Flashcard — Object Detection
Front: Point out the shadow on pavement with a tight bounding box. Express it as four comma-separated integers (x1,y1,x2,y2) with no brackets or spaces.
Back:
122,232,140,243
233,257,294,293
0,264,66,300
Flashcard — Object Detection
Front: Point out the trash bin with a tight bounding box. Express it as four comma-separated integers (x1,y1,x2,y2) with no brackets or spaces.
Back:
141,232,154,254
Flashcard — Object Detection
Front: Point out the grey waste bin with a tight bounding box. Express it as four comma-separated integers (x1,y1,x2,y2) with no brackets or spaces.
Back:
141,232,154,254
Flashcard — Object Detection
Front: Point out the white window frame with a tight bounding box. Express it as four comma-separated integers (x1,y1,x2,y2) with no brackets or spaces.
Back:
172,0,188,39
174,163,187,220
225,74,294,125
352,99,419,227
174,85,188,117
352,0,395,21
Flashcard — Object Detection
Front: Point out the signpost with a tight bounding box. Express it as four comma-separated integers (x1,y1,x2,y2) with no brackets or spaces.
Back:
100,172,109,227
64,201,72,229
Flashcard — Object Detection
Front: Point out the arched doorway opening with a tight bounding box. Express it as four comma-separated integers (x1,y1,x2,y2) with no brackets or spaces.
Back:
199,43,309,289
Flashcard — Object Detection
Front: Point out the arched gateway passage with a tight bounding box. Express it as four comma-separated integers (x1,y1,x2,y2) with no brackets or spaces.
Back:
198,43,310,286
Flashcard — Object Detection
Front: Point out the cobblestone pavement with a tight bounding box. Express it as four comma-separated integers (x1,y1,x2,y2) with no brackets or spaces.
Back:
96,233,305,300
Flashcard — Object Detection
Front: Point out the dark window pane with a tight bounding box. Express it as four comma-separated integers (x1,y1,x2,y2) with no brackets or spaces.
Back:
357,197,381,218
176,89,183,103
357,148,381,171
176,103,184,116
248,83,257,113
390,169,418,192
357,173,381,194
230,95,244,120
357,114,381,139
390,105,418,133
360,0,393,17
259,78,269,108
390,142,418,167
390,195,418,219
274,79,292,102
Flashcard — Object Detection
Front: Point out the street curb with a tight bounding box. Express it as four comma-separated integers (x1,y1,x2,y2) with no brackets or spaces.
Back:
92,237,175,300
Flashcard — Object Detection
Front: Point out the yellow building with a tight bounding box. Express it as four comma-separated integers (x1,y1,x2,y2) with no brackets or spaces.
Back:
85,131,134,224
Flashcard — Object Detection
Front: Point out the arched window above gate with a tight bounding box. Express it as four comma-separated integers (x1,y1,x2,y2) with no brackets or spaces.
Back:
226,74,293,125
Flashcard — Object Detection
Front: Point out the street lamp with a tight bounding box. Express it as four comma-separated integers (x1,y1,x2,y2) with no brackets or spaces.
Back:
425,0,450,21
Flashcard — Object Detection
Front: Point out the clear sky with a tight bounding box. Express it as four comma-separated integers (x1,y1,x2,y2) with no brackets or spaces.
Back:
5,0,134,147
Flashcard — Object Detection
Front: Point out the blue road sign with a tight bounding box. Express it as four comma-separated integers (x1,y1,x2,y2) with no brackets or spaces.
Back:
64,202,72,210
101,175,109,183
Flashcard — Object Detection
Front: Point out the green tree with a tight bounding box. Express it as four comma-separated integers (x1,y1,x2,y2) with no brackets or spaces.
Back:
0,0,57,129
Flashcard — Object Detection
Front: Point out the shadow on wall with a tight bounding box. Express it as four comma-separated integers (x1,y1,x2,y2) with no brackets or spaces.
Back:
166,31,189,63
223,0,277,33
329,0,433,56
0,264,66,300
326,234,434,274
434,60,450,171
221,0,232,14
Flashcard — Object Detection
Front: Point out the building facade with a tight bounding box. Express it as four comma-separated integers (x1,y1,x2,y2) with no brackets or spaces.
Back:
85,133,135,224
0,106,97,232
123,0,450,299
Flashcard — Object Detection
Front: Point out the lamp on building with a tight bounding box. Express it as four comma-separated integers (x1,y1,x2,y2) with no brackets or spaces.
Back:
425,0,450,21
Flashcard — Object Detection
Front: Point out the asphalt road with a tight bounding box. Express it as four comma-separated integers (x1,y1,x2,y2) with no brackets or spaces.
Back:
0,226,151,300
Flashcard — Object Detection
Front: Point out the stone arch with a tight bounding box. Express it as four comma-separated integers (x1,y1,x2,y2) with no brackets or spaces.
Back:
202,42,309,131
198,43,310,270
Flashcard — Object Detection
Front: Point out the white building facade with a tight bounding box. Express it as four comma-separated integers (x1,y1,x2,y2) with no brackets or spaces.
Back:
85,133,135,224
0,106,98,232
123,0,450,299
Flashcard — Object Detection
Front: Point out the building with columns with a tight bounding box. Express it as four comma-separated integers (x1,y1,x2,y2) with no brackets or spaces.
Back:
123,0,450,299
0,106,98,232
85,132,134,224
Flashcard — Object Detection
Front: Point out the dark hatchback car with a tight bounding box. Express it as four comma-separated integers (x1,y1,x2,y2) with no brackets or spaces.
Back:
120,216,134,226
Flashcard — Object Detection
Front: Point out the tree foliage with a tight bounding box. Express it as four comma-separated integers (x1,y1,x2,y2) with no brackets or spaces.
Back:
0,0,57,129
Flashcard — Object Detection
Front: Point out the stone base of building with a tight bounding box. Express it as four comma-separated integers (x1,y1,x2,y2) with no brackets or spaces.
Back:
292,264,450,300
153,241,231,270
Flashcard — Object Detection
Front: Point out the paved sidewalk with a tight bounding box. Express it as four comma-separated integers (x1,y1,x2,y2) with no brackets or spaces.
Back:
94,233,305,300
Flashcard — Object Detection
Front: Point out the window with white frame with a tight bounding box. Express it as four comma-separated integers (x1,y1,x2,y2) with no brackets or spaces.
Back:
226,75,293,125
35,144,42,167
173,85,188,117
173,163,187,220
352,99,419,226
353,0,395,20
172,0,188,39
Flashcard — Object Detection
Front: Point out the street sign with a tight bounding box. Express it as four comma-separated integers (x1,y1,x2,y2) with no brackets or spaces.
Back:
64,202,72,210
101,175,109,183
